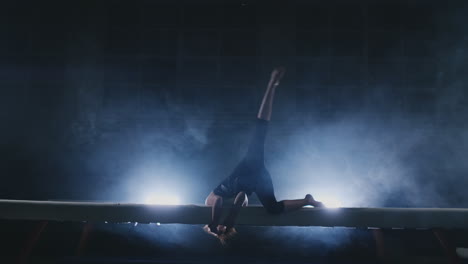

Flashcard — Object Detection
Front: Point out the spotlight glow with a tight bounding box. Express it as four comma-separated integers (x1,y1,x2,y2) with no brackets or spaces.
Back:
145,194,181,205
321,196,343,208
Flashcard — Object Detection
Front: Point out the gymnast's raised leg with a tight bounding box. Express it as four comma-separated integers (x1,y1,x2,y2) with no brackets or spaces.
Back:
243,66,322,209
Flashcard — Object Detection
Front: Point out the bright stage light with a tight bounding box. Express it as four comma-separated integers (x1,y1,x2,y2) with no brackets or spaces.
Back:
308,192,343,208
321,196,343,208
144,194,181,205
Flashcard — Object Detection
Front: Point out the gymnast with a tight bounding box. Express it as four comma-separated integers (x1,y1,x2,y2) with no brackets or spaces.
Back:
204,67,323,241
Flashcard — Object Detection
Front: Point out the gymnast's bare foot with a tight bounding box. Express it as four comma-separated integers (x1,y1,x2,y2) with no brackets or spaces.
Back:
271,67,286,86
306,194,324,207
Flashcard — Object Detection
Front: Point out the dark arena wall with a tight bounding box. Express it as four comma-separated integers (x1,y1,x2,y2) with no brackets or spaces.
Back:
2,1,468,264
1,0,468,207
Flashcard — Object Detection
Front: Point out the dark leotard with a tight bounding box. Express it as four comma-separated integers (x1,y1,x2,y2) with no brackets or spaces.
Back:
213,118,284,214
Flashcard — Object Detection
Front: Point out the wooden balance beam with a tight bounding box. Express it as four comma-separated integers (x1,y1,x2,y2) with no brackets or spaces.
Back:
1,199,468,229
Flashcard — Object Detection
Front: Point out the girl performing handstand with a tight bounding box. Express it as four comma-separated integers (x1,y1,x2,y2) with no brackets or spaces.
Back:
204,67,323,240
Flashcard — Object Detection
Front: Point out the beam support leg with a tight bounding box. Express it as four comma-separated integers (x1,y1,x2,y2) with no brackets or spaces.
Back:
433,228,461,264
76,223,93,256
18,221,48,264
372,229,385,261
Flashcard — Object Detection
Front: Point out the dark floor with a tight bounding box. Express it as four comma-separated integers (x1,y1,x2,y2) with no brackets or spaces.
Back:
1,220,467,264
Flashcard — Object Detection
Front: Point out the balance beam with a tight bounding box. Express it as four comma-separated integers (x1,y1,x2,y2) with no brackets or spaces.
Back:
1,199,468,229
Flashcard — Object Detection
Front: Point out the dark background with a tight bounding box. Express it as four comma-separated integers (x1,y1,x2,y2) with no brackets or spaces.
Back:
1,0,468,208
